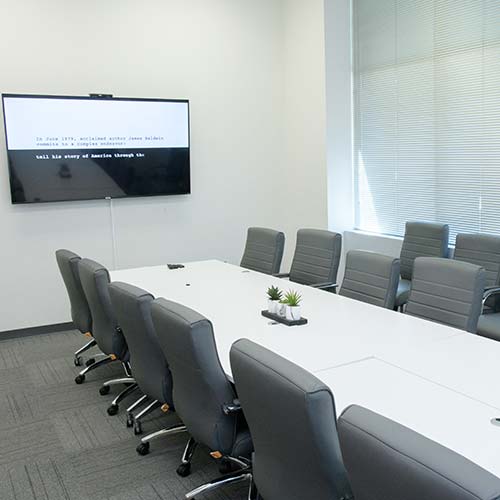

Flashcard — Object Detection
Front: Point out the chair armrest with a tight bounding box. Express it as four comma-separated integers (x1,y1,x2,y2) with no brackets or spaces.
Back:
273,273,290,279
311,282,338,290
482,287,500,311
223,399,242,415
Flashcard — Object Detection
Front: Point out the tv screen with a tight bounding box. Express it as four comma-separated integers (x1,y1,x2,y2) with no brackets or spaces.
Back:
2,94,190,204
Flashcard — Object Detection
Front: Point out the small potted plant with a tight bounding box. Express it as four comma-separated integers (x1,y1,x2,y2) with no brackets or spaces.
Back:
284,290,302,321
278,297,288,317
267,285,283,314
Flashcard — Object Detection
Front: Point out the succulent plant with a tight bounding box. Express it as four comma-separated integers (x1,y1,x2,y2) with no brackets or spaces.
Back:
284,290,302,307
267,285,283,301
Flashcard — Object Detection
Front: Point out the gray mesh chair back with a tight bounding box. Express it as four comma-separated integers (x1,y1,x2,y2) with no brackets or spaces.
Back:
454,233,500,288
289,229,342,286
108,282,173,406
338,405,500,500
339,250,400,309
230,339,353,500
55,249,92,334
79,259,127,358
240,227,285,275
151,298,245,456
405,257,486,333
400,222,449,280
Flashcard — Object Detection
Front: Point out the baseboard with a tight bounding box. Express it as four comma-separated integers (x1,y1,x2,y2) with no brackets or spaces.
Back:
0,322,75,340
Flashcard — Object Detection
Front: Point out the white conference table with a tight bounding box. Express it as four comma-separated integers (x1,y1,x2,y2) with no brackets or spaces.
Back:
111,259,500,477
379,333,500,410
111,260,464,375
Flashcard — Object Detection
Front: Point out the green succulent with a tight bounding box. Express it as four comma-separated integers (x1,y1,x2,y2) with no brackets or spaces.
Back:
284,290,302,307
267,285,283,301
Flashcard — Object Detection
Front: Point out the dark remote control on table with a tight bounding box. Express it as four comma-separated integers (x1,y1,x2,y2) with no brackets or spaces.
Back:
167,264,185,270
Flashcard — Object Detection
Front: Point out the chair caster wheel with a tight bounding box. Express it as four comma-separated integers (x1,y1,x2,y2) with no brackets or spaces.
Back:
74,356,82,367
99,385,110,396
136,442,150,456
126,414,134,428
107,404,119,416
133,421,143,435
176,462,191,477
85,358,96,367
75,374,85,384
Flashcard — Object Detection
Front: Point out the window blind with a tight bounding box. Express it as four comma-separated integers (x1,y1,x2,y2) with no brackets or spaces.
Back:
352,0,500,240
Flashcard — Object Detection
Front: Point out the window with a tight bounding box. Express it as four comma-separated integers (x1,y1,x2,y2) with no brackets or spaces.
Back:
352,0,500,240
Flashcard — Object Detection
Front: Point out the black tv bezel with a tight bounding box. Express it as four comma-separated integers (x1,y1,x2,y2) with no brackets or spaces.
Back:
1,93,191,205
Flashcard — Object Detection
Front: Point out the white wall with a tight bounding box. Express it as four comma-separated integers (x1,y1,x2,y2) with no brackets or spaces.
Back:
344,230,402,258
325,0,354,235
279,0,329,266
0,0,329,331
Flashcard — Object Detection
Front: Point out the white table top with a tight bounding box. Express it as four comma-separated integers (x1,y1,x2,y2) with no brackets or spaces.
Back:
319,358,500,477
379,333,500,411
111,259,500,477
111,260,464,375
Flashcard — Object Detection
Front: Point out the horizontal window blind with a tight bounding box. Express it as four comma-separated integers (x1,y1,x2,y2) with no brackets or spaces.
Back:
352,0,500,240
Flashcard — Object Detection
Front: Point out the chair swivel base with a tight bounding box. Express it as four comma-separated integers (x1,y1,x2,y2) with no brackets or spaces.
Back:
84,353,109,367
73,338,98,366
177,437,252,499
176,437,198,477
129,399,161,435
184,469,252,500
99,377,136,395
106,383,139,416
125,394,149,428
136,423,187,456
74,355,115,384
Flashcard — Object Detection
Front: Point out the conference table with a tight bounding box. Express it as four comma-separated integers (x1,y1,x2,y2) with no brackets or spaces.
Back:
111,259,500,478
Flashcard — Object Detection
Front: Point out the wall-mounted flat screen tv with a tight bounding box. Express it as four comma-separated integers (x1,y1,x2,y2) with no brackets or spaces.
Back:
2,94,190,204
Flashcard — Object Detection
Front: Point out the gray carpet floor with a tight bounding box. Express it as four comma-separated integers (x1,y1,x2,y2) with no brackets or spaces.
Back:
0,329,248,500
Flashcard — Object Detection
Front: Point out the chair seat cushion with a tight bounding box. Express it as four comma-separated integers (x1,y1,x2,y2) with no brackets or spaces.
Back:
113,330,129,361
395,278,411,307
477,313,500,342
483,287,500,313
231,428,254,459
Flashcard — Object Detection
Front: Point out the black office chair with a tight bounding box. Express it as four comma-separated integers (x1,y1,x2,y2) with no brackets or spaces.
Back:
339,250,400,309
240,227,285,275
77,259,137,414
453,233,500,296
405,257,486,333
396,221,450,309
230,338,352,500
452,233,500,341
55,249,97,366
338,405,500,500
108,282,186,449
277,228,342,291
151,298,253,499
